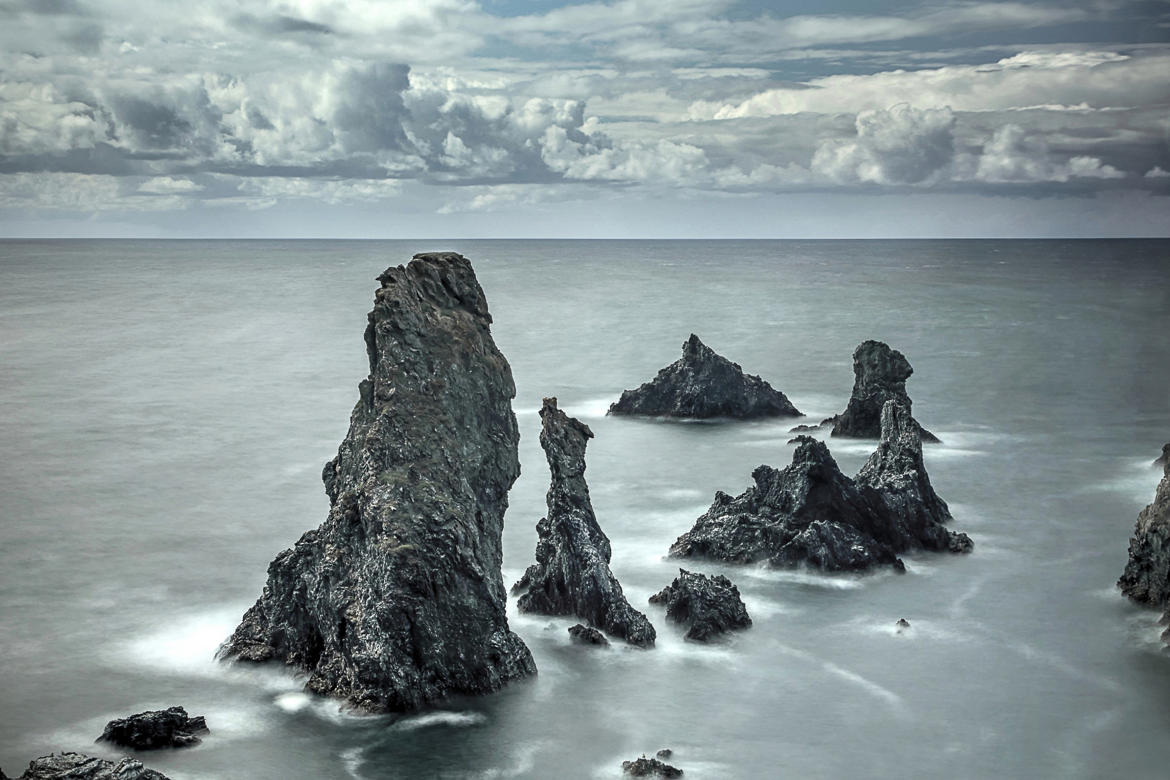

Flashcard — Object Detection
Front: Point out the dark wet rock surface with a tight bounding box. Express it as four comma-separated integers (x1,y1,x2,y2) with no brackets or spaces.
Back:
829,340,939,443
896,618,911,633
608,334,800,420
1119,452,1170,643
2,753,171,780
649,569,752,641
512,398,655,646
218,252,535,711
1154,443,1169,470
97,706,208,750
669,400,971,572
622,756,684,777
568,624,609,646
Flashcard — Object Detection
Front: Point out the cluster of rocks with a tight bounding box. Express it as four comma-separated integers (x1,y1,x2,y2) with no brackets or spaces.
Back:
608,334,800,419
670,400,971,573
1118,444,1170,643
217,253,536,712
97,707,208,750
1,753,170,780
512,397,655,647
649,569,752,642
621,754,683,777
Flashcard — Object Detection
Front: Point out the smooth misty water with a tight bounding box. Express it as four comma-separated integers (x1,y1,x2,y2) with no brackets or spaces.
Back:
1,239,1168,780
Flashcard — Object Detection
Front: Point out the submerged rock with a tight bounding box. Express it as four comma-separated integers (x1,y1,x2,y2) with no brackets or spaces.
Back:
622,756,684,778
218,252,535,711
828,340,939,443
608,334,801,419
1119,453,1170,612
2,753,170,780
649,569,752,641
656,749,673,759
97,706,208,750
512,398,655,646
896,618,911,632
669,401,970,573
568,624,609,646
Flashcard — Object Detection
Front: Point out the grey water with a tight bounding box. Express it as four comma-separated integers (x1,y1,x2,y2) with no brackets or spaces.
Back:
1,239,1169,780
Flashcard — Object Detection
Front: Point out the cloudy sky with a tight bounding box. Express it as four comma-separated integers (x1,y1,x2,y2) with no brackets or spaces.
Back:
1,0,1168,237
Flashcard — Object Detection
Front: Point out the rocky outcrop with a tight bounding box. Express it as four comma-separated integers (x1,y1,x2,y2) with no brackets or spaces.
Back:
669,401,971,573
649,569,752,641
608,334,800,419
1154,443,1169,470
218,252,535,712
622,756,684,778
512,398,655,646
568,624,609,646
828,340,939,443
1118,455,1170,613
97,706,208,750
1,753,170,780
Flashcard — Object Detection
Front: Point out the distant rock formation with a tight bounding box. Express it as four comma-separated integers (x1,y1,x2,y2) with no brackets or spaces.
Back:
622,756,684,777
568,624,609,646
1119,454,1170,625
649,569,752,641
512,398,656,646
97,706,208,750
828,340,939,443
669,400,971,573
218,253,535,712
1154,443,1169,470
1,753,170,780
608,334,801,419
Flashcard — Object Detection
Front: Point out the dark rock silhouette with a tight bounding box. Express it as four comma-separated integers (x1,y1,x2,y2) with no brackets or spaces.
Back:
608,334,800,419
828,340,939,443
218,253,535,711
2,753,170,780
670,400,971,573
656,749,673,759
1119,453,1170,637
622,755,684,777
649,569,752,641
1154,443,1169,470
568,624,609,646
97,706,208,750
512,398,655,646
896,618,911,633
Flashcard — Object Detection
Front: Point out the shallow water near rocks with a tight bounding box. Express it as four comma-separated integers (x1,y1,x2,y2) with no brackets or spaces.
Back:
1,238,1169,779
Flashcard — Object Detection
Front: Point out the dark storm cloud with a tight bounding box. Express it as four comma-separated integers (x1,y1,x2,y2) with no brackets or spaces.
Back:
233,13,335,37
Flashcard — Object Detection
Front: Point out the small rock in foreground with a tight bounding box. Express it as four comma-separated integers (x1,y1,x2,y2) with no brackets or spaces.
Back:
622,755,683,777
649,569,751,642
2,752,171,780
895,618,911,632
568,624,609,646
97,706,208,750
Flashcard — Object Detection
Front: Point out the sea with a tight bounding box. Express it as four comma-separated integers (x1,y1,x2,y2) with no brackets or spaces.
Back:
1,239,1168,779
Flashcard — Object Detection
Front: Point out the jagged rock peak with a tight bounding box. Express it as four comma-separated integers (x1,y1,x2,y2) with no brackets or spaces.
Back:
2,753,171,780
649,569,752,641
1119,451,1170,612
512,397,656,646
829,340,939,443
1154,442,1169,470
669,401,970,573
608,334,801,419
218,252,535,712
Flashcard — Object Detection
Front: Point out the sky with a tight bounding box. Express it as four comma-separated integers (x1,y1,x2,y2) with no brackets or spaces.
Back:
0,0,1168,238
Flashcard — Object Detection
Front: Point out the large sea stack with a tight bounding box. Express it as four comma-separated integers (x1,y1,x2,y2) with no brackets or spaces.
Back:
512,398,656,646
669,400,971,572
829,340,939,443
608,334,801,419
218,252,536,711
1118,454,1170,628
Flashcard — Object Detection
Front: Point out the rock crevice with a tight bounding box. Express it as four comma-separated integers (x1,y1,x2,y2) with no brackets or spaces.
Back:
218,252,535,712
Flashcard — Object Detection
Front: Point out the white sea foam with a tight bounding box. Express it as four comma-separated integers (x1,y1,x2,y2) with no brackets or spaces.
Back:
390,710,487,731
340,747,367,780
739,565,868,590
770,642,907,715
561,397,615,419
119,608,244,678
274,691,313,713
477,741,542,778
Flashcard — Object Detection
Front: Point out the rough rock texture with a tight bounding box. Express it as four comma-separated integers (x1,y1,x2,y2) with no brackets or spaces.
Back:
97,707,208,750
608,334,800,419
828,340,939,443
1154,443,1169,470
1118,455,1170,611
896,618,911,633
568,624,609,646
622,756,684,778
218,252,535,711
2,753,170,780
669,401,971,572
649,569,752,641
512,398,655,646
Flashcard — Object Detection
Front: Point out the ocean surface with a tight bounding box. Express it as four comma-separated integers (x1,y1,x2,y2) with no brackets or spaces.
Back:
1,239,1169,779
